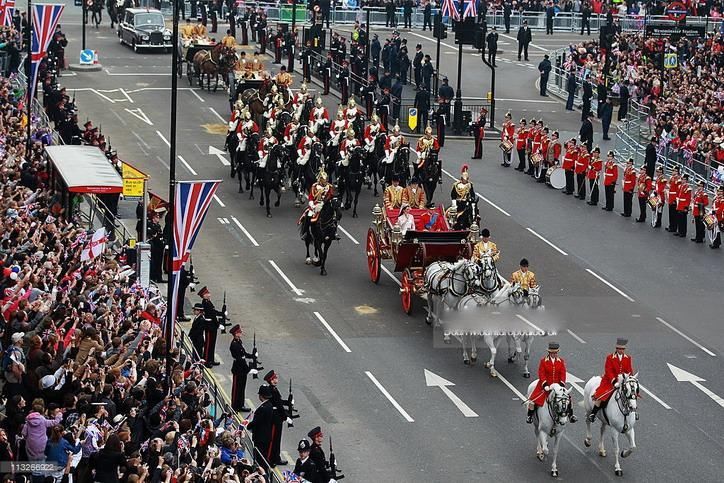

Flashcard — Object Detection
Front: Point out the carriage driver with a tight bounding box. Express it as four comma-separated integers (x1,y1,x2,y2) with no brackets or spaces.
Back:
237,109,259,152
364,114,386,152
383,175,404,210
309,97,329,131
471,228,500,263
588,338,637,422
297,123,319,166
415,123,440,170
403,177,426,209
338,128,360,168
257,128,279,169
384,122,406,165
527,342,577,423
307,169,335,219
329,107,348,146
511,258,538,296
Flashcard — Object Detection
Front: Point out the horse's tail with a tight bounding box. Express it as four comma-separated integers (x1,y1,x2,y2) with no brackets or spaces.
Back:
298,213,310,240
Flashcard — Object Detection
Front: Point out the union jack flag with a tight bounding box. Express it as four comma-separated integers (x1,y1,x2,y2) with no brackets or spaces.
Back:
0,0,15,28
167,180,221,336
441,0,460,21
29,3,64,103
464,0,477,18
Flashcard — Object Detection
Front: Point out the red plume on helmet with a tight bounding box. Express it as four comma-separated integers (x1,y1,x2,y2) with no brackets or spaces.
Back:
461,164,469,174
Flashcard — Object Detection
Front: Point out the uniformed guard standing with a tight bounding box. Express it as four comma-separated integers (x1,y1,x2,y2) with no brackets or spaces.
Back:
241,7,250,45
322,52,332,95
471,113,485,160
676,173,692,238
515,119,529,171
500,112,514,166
587,146,602,206
229,325,258,412
435,101,447,147
188,303,206,361
574,144,589,200
307,427,331,483
652,166,666,227
286,27,297,73
274,30,283,64
635,166,652,223
301,40,313,83
249,8,257,42
228,2,236,38
264,370,293,467
376,87,391,130
247,385,274,472
691,180,709,243
602,151,618,212
620,158,635,217
199,286,223,367
710,186,724,249
665,166,682,232
338,61,350,105
258,14,268,55
147,211,164,283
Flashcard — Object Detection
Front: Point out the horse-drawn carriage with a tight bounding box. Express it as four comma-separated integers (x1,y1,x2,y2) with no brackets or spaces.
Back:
180,41,237,92
366,203,478,314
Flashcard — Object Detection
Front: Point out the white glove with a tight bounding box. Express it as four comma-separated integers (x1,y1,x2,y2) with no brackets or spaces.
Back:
544,385,550,392
249,369,259,375
614,382,620,388
286,417,293,425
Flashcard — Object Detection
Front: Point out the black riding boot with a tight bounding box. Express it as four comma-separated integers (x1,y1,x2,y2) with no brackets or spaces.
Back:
568,402,577,423
587,404,600,422
526,408,534,424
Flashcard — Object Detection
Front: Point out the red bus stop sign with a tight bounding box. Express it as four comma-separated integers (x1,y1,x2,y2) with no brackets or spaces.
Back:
666,2,688,22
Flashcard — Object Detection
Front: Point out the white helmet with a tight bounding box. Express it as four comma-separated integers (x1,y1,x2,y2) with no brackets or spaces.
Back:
300,83,308,94
346,127,355,138
315,97,323,107
265,127,273,137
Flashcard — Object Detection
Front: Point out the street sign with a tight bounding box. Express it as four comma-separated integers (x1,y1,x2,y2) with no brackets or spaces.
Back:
645,24,705,39
665,2,688,22
408,108,418,131
664,53,678,69
121,161,149,199
79,49,94,65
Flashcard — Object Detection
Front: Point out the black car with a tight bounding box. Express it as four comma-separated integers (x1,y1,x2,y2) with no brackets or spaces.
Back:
118,8,172,52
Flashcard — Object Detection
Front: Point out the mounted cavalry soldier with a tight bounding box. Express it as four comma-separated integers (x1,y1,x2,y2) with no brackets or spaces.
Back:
588,339,636,422
329,108,348,147
275,65,293,98
344,99,363,138
284,115,301,151
338,128,360,169
263,84,281,110
363,114,386,152
527,342,577,424
306,169,335,220
403,177,426,209
292,83,310,118
309,97,329,132
414,124,439,174
264,98,285,132
383,175,404,210
384,122,406,165
297,124,319,166
257,128,279,169
236,109,259,153
450,165,477,230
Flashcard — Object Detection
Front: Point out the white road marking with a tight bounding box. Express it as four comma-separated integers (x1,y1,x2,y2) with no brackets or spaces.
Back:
496,371,527,401
365,371,415,422
155,155,170,170
90,88,116,103
639,383,673,410
110,110,128,126
217,217,228,224
156,130,170,147
492,97,558,104
585,269,634,302
124,108,154,126
178,155,198,176
515,314,545,335
566,372,586,395
424,369,478,418
313,312,352,353
656,317,716,357
189,89,205,103
209,107,227,122
208,146,231,166
498,32,548,51
566,329,587,344
441,168,511,216
230,216,259,246
337,225,359,245
268,260,304,296
131,131,149,148
409,31,456,50
105,69,170,76
526,227,568,256
667,364,722,408
213,194,226,207
119,88,134,103
381,265,401,286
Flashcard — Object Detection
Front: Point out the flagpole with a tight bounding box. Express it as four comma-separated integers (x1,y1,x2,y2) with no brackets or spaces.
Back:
25,0,32,163
453,0,464,135
165,0,180,390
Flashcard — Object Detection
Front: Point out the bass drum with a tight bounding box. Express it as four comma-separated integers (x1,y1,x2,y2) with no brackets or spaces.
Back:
545,167,566,189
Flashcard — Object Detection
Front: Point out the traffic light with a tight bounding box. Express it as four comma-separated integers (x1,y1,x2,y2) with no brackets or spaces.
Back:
434,16,447,40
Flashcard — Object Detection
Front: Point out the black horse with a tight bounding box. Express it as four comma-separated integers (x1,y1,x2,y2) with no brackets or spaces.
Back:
299,98,314,127
381,144,411,189
236,132,260,197
340,146,366,218
226,124,240,178
365,133,387,197
293,142,324,205
299,196,342,276
418,150,442,207
258,144,287,217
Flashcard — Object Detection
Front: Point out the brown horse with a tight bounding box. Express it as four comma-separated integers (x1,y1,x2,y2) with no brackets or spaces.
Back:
192,44,236,92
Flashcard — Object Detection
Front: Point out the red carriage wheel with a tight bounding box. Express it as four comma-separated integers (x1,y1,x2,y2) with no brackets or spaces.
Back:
401,269,413,315
366,228,381,284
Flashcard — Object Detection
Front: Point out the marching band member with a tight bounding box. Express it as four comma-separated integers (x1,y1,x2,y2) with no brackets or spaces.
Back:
588,338,635,423
651,166,667,227
500,112,515,167
257,128,278,169
384,122,406,165
296,123,319,166
511,258,538,296
338,128,360,168
283,115,301,147
329,107,348,147
344,98,361,126
383,175,404,210
635,165,652,223
472,228,499,263
515,119,528,171
621,158,636,217
527,342,576,424
536,126,550,182
665,166,682,232
528,120,543,176
236,110,259,153
587,146,602,206
292,83,309,117
364,114,386,152
711,186,724,249
415,124,440,173
602,151,618,212
691,180,709,243
547,131,562,167
574,143,589,200
307,169,334,220
561,138,577,195
309,97,329,132
675,173,692,238
403,177,426,208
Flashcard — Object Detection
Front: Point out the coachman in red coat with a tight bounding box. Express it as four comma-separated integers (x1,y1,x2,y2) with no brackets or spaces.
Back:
588,338,636,421
527,342,577,423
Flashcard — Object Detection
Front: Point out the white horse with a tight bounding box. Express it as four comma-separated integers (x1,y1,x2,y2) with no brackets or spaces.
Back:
583,373,639,477
506,333,534,378
424,259,480,329
509,284,543,308
526,382,571,477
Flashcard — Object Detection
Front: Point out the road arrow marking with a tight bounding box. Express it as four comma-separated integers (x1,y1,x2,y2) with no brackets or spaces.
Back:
424,369,478,418
566,372,586,396
124,108,153,126
209,146,231,166
668,363,724,408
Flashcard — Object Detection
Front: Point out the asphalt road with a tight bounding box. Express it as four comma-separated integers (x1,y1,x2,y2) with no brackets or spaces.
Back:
53,6,724,482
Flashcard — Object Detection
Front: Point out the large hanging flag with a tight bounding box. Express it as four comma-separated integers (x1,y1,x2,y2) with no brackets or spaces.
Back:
441,0,460,21
464,0,477,18
168,180,221,336
0,0,15,28
29,3,64,103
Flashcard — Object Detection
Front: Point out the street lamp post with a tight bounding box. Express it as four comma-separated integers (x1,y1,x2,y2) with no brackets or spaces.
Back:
290,0,297,72
453,2,465,135
82,0,86,50
25,0,32,163
434,14,441,97
483,58,496,128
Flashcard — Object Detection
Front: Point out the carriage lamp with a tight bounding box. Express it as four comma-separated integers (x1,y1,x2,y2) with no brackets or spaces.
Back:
391,224,402,245
372,203,383,224
469,222,480,243
446,203,458,227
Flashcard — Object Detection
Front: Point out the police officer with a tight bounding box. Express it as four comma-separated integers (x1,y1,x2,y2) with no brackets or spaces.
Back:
293,440,320,482
229,325,259,413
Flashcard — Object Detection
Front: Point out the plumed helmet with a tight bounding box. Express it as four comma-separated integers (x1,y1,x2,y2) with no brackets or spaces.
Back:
371,114,379,123
300,83,308,94
348,99,356,108
317,168,328,182
393,121,401,134
461,163,469,181
316,96,323,107
424,123,433,135
292,114,300,123
336,107,344,119
244,110,251,121
234,100,244,110
271,85,278,94
346,127,355,137
265,127,273,136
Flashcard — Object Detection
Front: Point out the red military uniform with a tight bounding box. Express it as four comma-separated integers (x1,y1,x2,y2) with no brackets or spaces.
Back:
364,123,386,146
604,160,618,186
637,172,652,198
574,150,588,175
551,140,562,164
692,188,709,217
715,194,724,222
667,174,681,205
677,183,692,212
622,166,636,192
587,155,602,181
655,174,667,199
502,120,515,143
529,355,567,407
593,353,634,402
561,143,576,171
515,126,528,152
